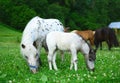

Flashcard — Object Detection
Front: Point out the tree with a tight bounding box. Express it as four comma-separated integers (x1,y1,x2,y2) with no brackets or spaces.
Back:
0,0,13,24
0,0,120,31
24,0,48,17
47,3,69,25
10,5,36,30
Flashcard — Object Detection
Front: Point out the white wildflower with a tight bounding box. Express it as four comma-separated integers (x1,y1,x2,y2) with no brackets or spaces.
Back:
94,76,97,79
9,80,12,83
83,74,87,77
103,73,106,77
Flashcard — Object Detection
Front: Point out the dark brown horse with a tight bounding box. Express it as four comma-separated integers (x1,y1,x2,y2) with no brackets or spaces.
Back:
94,27,119,51
72,30,95,45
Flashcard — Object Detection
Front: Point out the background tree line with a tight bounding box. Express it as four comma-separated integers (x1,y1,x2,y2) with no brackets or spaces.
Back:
0,0,120,31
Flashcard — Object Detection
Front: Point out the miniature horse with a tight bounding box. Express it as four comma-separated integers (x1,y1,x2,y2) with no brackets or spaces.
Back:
94,27,119,51
72,30,95,45
42,27,70,61
46,31,96,71
20,16,64,73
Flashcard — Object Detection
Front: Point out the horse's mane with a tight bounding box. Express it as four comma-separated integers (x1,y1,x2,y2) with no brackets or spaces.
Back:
75,33,93,51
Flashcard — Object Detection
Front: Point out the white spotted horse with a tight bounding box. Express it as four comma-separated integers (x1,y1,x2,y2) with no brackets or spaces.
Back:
46,31,96,71
20,16,64,73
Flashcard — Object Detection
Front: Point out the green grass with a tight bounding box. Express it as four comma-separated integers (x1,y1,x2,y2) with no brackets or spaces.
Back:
0,24,120,83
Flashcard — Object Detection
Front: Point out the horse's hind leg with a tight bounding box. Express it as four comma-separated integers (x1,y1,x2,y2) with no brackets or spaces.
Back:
94,42,99,51
106,40,111,50
52,52,58,70
70,48,78,71
100,42,102,50
48,51,54,70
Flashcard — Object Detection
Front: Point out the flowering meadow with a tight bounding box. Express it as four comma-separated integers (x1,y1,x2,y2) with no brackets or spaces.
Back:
0,25,120,83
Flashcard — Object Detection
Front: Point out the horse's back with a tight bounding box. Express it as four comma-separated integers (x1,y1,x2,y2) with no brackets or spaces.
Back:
94,27,119,48
95,27,110,40
47,31,80,42
24,16,64,32
46,31,83,50
23,16,39,34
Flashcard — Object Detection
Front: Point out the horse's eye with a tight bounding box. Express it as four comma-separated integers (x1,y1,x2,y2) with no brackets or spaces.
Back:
25,56,28,59
89,58,92,61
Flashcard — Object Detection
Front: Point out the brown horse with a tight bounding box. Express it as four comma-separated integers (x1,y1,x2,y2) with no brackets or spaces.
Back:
94,27,119,50
72,30,95,45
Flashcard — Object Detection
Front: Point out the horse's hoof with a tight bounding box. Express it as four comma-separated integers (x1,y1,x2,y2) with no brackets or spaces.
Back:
91,68,95,72
54,68,58,71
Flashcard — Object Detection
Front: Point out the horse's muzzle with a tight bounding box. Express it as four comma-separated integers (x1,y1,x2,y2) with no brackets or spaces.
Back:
29,65,38,74
31,69,38,74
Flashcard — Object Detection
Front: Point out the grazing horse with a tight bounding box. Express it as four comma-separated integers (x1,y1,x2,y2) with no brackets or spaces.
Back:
42,27,70,61
46,31,96,71
94,27,119,51
20,16,64,73
72,30,95,45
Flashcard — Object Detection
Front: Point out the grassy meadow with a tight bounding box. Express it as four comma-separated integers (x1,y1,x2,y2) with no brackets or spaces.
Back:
0,24,120,83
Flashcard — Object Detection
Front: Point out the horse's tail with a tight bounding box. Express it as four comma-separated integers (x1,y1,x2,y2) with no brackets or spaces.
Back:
109,29,119,47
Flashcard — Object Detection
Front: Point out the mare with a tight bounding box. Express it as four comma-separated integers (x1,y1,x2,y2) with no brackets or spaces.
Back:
20,16,64,73
94,27,119,51
46,31,96,71
72,30,95,45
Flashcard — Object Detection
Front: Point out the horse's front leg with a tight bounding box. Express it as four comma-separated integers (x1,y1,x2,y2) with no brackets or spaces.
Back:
52,52,58,70
70,59,77,71
70,57,73,70
36,41,42,66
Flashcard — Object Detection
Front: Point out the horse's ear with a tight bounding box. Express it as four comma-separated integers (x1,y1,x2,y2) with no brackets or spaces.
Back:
33,41,37,49
21,44,25,49
64,27,70,32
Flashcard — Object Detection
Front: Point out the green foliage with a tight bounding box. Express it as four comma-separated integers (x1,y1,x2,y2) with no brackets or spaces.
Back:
0,0,13,24
10,5,36,30
24,0,48,17
47,3,69,24
1,0,120,30
66,12,81,30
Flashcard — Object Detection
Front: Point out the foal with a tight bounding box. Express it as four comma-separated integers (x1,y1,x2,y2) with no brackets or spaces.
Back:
46,31,96,71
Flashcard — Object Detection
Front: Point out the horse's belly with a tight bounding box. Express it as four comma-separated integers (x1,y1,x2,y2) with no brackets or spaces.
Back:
57,41,70,51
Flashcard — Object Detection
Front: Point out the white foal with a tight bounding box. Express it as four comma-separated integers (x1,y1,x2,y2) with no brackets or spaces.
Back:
46,31,96,71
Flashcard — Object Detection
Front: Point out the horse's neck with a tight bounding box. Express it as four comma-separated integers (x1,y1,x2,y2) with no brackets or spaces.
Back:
21,33,34,45
80,38,91,54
